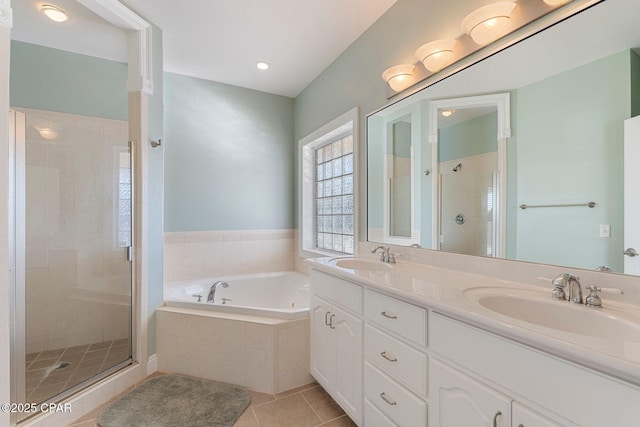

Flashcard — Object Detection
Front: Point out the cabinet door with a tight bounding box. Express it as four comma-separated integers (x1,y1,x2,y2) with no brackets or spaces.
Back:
333,304,364,425
310,294,334,389
512,402,561,427
431,360,511,427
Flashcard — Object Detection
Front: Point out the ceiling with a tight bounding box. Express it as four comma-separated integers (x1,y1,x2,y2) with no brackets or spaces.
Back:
12,0,398,98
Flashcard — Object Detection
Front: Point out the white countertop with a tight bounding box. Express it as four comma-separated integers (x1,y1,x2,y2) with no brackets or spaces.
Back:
306,256,640,387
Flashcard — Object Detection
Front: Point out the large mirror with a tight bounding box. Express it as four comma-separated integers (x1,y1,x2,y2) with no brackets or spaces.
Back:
367,0,640,275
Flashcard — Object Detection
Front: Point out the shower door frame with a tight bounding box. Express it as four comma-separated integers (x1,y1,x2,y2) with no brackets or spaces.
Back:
9,110,136,423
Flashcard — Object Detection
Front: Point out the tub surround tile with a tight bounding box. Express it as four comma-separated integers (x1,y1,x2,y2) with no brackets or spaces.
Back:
156,308,310,394
163,229,295,282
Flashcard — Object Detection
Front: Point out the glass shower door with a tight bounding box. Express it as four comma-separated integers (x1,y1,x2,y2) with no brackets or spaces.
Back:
18,108,133,409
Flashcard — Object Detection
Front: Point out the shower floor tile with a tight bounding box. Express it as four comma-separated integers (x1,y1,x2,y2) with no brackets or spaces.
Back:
25,339,130,405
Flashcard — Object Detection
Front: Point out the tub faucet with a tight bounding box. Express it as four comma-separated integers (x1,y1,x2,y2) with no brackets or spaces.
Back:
371,246,396,263
207,281,229,303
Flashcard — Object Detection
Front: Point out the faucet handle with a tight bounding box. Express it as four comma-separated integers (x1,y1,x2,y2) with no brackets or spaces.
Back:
585,286,624,308
585,286,603,308
551,273,570,300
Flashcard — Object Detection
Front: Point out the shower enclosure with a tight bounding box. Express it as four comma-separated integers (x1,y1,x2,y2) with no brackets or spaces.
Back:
10,108,133,420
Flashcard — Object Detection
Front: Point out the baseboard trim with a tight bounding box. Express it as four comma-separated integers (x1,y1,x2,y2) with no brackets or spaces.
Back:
147,354,158,376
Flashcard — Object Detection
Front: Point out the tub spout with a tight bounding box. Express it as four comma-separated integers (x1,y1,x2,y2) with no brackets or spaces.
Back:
207,280,229,303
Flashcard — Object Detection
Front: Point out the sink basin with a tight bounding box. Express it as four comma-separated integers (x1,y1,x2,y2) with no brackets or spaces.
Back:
464,288,640,342
331,258,392,272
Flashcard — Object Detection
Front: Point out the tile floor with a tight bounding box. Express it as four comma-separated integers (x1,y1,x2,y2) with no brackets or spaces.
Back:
26,339,131,404
67,374,357,427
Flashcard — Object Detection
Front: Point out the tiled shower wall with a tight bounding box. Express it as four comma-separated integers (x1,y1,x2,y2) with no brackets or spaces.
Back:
163,229,296,282
21,108,131,354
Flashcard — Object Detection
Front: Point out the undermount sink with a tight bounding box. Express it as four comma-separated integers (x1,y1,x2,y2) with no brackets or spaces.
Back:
330,258,392,272
464,287,640,342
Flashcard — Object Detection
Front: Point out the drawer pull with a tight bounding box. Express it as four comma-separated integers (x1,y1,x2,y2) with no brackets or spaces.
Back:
493,411,502,427
325,311,331,326
518,424,524,427
379,392,397,406
380,351,398,362
329,314,336,329
380,311,398,319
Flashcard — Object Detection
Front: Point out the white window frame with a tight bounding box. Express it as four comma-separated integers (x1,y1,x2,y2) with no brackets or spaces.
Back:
298,107,359,258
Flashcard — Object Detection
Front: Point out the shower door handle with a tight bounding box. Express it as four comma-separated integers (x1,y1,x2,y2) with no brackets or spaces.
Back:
125,246,133,262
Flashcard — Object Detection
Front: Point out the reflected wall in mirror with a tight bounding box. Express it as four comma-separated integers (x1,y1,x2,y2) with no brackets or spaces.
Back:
369,103,425,246
390,117,412,238
367,0,640,275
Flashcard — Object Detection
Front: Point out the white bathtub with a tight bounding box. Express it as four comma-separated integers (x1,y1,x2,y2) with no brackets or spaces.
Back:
164,271,310,319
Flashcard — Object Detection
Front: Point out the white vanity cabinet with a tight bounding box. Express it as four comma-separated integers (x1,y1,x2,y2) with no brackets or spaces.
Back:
430,359,511,427
310,270,363,425
431,360,558,427
430,313,640,427
363,289,428,426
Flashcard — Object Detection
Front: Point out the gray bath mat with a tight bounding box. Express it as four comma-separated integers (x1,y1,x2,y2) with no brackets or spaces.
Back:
97,375,251,427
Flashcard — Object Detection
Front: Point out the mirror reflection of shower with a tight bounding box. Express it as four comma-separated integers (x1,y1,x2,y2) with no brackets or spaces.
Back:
437,106,498,257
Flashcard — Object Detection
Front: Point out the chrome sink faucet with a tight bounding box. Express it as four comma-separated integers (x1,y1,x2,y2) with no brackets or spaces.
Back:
207,280,229,303
551,273,582,304
371,246,396,263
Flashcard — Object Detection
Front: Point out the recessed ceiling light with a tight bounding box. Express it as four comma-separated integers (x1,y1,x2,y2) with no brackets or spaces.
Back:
41,4,69,23
256,62,269,71
441,109,455,117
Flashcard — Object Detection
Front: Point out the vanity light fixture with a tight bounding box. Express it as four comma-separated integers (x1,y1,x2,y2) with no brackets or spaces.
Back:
461,2,517,46
382,64,416,92
35,127,59,140
415,39,458,72
256,61,269,70
542,0,572,5
41,4,69,23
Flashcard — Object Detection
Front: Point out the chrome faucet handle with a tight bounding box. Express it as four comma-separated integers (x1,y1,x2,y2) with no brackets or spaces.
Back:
585,286,603,308
192,294,203,302
551,273,570,300
585,285,624,308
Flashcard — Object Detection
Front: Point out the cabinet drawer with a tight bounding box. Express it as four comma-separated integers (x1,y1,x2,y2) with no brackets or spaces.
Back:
365,324,427,397
365,289,426,347
365,362,427,427
311,270,363,314
365,398,398,427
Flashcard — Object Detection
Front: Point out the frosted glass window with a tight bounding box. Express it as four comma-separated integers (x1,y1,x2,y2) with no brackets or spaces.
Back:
343,175,353,195
344,154,354,175
314,132,355,255
333,177,343,196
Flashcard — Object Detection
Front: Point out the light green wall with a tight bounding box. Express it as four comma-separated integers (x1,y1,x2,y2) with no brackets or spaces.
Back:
438,111,497,162
164,72,295,232
631,50,640,117
515,50,632,271
392,121,411,158
10,41,128,120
